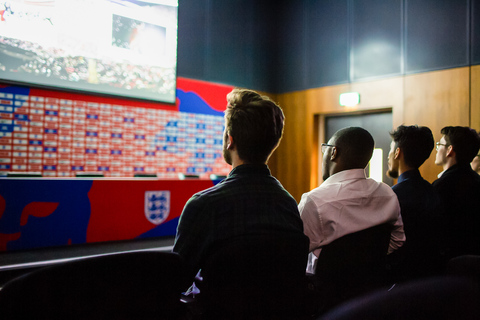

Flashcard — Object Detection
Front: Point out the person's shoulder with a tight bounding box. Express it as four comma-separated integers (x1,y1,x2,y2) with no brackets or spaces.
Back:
370,179,396,193
186,182,226,203
391,180,406,196
299,187,318,203
432,170,454,187
310,180,342,196
299,183,336,207
394,176,438,201
398,175,433,188
435,165,478,185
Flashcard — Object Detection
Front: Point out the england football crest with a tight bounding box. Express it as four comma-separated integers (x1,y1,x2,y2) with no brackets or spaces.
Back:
144,191,170,225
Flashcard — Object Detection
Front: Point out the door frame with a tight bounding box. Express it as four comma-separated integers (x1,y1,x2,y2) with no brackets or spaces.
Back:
314,107,393,187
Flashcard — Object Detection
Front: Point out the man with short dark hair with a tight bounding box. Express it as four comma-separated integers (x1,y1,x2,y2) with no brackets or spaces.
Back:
173,89,307,316
433,126,480,259
387,125,444,281
299,127,405,273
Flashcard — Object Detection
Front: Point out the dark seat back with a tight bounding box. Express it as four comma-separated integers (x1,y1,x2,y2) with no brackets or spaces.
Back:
198,232,310,319
0,251,188,320
313,223,393,313
447,255,480,278
318,276,480,320
446,255,480,295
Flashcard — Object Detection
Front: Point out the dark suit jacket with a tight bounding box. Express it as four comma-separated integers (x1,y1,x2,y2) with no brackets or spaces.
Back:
391,169,444,280
433,163,480,259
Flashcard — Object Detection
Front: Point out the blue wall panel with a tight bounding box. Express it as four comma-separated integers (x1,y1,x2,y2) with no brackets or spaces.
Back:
206,0,251,87
405,0,469,73
177,0,478,93
306,0,349,88
177,0,277,92
352,0,402,80
275,0,307,93
248,2,279,92
177,0,208,80
472,0,480,65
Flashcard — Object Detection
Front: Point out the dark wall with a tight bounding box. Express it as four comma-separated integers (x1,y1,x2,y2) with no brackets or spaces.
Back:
472,0,480,64
351,0,402,80
405,0,469,73
177,0,479,94
177,0,278,92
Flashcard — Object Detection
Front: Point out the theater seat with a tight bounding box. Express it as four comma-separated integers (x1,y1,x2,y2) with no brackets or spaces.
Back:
318,276,480,320
446,255,480,282
0,251,188,320
446,254,480,304
310,223,393,314
196,232,310,319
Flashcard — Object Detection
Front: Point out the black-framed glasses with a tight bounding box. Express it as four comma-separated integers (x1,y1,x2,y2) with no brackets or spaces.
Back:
436,142,447,150
321,143,335,153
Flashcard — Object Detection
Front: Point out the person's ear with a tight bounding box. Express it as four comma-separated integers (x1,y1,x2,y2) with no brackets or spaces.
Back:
394,147,401,160
227,134,234,150
446,145,454,157
330,147,337,161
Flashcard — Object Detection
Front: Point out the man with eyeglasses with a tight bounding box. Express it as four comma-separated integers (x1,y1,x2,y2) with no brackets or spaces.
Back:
298,127,405,274
433,126,480,260
386,125,444,282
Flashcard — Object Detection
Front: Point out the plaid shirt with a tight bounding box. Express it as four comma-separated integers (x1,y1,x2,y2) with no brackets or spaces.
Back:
173,164,304,279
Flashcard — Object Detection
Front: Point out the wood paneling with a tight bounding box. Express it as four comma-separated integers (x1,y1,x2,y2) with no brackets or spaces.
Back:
472,65,480,131
350,77,404,127
270,67,475,202
404,67,470,183
272,91,310,201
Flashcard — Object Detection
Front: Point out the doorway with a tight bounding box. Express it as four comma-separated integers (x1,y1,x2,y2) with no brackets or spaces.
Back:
324,111,393,186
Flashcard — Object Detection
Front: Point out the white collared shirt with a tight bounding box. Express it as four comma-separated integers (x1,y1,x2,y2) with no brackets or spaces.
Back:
298,169,405,273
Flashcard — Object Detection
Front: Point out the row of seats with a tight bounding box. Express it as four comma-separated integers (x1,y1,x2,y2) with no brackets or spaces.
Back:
0,246,478,319
0,251,188,319
319,254,480,319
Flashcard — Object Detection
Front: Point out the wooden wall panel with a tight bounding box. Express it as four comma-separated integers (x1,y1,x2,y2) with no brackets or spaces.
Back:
272,77,404,202
305,84,351,114
270,91,310,201
350,77,404,128
270,67,475,203
404,67,470,183
472,65,480,131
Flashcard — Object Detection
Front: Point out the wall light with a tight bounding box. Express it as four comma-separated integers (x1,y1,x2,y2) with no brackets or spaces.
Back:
339,92,360,107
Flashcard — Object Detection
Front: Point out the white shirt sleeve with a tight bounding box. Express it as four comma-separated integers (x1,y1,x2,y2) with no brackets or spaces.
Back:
388,202,406,254
299,193,326,255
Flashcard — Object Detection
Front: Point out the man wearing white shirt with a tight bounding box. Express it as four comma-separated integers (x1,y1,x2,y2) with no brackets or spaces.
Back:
298,127,405,274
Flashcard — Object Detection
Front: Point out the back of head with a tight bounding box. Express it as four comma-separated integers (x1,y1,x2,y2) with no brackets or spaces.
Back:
333,127,374,169
441,126,480,164
390,125,434,168
225,88,284,164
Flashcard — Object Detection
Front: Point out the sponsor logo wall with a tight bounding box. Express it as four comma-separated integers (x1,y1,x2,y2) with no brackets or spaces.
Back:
0,77,231,178
0,78,232,252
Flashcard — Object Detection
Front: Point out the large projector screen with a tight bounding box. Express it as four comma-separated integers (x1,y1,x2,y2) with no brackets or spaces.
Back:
0,0,178,104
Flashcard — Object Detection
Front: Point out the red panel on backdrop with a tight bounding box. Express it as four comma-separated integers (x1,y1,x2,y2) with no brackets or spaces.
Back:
176,77,231,112
86,179,214,242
